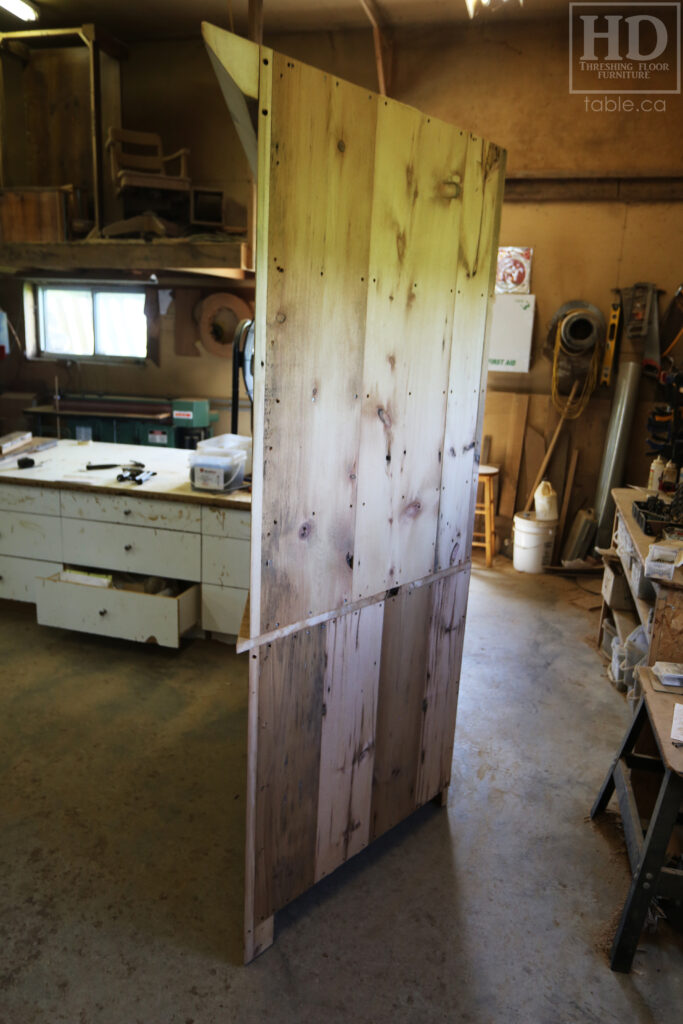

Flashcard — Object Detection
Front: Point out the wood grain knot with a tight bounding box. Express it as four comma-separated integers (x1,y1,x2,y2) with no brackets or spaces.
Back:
437,178,462,200
275,312,286,323
337,139,346,152
402,500,422,519
377,407,392,428
298,521,313,540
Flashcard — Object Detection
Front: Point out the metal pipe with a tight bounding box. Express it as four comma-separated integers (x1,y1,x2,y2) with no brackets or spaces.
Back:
594,360,642,548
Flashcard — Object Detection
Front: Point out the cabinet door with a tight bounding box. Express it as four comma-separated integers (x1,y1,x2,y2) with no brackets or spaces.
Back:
0,555,63,602
202,535,250,588
201,583,248,634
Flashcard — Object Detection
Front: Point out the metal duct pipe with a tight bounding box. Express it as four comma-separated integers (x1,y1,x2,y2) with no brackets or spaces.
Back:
594,360,642,548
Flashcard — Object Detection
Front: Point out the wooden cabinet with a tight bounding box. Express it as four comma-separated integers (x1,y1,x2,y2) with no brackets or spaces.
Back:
0,441,250,642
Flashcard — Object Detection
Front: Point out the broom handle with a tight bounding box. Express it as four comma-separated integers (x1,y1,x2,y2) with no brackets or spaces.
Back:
523,380,579,513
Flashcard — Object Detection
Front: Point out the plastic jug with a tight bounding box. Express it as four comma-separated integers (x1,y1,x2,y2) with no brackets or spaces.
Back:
534,480,558,521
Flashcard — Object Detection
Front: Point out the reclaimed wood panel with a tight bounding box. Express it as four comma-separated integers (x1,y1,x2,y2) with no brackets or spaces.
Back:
353,107,467,599
437,138,507,568
315,602,384,881
253,624,327,925
415,569,470,805
205,25,505,964
370,582,433,839
258,53,377,633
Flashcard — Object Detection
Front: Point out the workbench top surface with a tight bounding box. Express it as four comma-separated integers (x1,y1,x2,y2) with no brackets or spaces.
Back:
0,440,252,510
639,667,683,776
612,487,683,590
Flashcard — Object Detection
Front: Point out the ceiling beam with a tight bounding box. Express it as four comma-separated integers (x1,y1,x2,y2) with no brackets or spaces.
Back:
358,0,392,96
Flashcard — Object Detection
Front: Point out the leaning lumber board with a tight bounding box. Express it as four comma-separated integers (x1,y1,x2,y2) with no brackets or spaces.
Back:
555,446,579,561
498,393,529,519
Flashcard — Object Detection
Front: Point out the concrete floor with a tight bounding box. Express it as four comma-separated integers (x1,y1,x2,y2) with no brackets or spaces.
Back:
1,562,682,1024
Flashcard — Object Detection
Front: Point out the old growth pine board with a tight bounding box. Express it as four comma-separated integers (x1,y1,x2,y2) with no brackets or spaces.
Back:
203,23,506,963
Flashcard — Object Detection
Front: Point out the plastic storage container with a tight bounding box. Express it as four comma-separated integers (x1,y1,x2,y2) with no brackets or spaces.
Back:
190,448,247,492
195,433,252,476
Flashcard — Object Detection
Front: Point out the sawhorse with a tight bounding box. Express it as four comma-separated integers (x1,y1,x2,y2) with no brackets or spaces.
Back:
591,669,683,972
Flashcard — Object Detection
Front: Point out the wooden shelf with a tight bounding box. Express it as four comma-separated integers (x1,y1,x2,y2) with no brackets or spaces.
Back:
612,607,639,644
0,238,245,274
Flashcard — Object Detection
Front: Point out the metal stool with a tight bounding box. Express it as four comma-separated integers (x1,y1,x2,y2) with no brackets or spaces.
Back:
472,465,499,567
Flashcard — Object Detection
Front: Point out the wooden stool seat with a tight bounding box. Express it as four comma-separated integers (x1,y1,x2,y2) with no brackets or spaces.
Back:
472,465,499,567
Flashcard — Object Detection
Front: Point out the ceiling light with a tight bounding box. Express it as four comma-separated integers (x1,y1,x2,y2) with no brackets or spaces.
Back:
0,0,39,22
466,0,523,17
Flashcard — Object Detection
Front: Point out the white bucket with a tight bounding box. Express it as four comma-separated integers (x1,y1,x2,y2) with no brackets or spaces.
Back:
512,512,558,573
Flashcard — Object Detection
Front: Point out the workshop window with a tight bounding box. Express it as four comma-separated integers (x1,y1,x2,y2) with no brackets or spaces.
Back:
34,285,147,360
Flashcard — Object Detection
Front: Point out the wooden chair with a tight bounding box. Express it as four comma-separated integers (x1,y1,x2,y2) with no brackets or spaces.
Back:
106,128,190,195
472,465,499,567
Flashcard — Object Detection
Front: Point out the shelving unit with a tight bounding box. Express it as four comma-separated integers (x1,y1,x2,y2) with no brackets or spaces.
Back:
598,488,683,667
0,238,246,274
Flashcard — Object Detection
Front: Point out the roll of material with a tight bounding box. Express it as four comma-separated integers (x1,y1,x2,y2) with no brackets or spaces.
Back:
197,292,252,358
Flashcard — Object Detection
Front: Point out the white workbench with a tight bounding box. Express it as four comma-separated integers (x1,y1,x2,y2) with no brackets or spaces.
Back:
0,440,251,647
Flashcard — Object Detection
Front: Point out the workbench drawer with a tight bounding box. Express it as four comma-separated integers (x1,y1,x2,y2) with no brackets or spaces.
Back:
61,519,201,581
36,575,200,649
0,555,62,602
60,490,201,532
201,506,251,540
0,484,60,516
201,583,248,634
202,534,250,587
0,510,62,561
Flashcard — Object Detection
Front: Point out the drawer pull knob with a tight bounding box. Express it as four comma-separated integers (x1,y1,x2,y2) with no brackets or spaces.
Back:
99,609,107,616
124,544,133,551
123,509,132,516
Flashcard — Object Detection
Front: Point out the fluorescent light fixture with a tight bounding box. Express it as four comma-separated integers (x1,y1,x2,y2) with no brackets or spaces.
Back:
0,0,39,22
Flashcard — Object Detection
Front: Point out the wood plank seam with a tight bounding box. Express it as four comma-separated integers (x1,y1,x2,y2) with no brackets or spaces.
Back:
236,560,472,653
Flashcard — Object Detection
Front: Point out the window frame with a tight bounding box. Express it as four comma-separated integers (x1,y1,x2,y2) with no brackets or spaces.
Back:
25,280,150,364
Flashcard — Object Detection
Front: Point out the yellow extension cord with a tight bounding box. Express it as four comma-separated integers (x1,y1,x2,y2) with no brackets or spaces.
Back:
551,315,602,420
